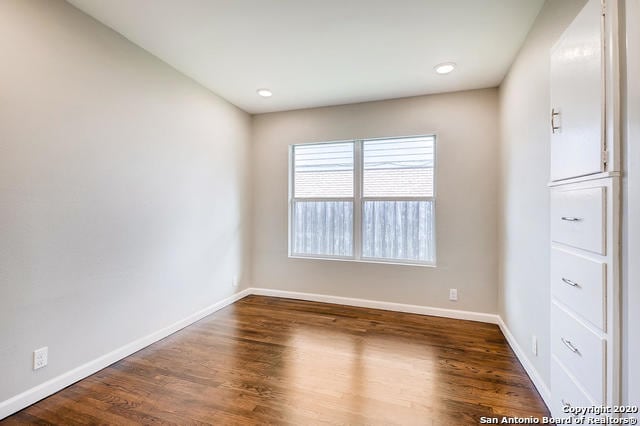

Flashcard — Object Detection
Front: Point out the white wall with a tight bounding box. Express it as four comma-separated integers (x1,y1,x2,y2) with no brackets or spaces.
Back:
498,0,588,388
622,0,640,406
251,89,499,313
0,0,251,404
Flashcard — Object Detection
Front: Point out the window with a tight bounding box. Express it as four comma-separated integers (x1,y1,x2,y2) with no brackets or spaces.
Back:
289,135,436,265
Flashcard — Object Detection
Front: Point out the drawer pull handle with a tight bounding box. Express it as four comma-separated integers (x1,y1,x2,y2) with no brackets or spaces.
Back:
562,277,580,287
551,108,561,134
561,216,582,222
561,337,579,353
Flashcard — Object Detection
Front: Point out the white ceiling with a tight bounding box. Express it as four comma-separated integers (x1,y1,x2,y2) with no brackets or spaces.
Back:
67,0,544,114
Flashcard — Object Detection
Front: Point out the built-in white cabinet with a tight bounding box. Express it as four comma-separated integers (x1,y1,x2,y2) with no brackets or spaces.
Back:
548,0,620,418
551,358,598,419
550,185,606,255
551,248,606,330
550,0,604,182
551,301,606,403
549,178,619,415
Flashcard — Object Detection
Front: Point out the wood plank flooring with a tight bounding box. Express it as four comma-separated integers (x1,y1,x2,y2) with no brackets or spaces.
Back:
2,296,549,425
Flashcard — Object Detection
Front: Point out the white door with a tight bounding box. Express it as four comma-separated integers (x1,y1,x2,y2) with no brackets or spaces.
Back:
550,0,604,182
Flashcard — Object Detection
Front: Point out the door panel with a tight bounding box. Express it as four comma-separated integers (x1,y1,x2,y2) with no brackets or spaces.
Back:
550,0,604,181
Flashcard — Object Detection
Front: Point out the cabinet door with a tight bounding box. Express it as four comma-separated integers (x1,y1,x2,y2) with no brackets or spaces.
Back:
550,0,604,181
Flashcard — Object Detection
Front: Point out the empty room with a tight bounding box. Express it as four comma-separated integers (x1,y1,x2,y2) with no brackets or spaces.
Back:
1,0,638,424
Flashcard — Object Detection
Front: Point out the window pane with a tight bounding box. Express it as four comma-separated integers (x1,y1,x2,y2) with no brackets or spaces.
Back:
363,136,434,197
292,201,353,257
362,200,434,262
294,142,354,198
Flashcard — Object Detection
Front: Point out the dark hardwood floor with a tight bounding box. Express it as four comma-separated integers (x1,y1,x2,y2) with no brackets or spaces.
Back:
2,296,549,425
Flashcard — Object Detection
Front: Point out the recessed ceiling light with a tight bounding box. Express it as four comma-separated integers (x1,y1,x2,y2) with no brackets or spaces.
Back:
257,88,273,97
434,62,456,75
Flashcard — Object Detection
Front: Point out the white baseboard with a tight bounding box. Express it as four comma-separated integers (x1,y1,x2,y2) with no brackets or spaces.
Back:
248,288,551,412
248,287,500,324
497,316,552,410
0,288,251,420
1,287,551,420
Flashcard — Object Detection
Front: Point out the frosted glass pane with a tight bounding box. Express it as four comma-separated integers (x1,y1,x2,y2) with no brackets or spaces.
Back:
363,136,434,197
292,201,353,257
362,200,434,262
294,142,354,198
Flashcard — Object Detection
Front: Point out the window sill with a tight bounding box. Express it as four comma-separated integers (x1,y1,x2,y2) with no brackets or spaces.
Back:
288,255,437,268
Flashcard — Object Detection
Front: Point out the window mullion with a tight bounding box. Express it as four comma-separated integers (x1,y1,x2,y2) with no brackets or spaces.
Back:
353,140,363,260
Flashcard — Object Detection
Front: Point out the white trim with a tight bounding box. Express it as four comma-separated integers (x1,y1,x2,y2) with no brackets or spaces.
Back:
496,316,553,410
288,253,356,262
0,288,251,420
2,287,556,420
547,171,621,187
248,287,498,324
288,145,294,256
624,0,640,407
354,140,363,260
361,196,434,202
288,136,437,264
288,254,436,267
292,197,354,202
250,287,552,411
603,0,621,173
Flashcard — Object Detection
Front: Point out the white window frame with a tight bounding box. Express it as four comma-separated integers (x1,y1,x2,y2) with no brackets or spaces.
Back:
288,135,437,267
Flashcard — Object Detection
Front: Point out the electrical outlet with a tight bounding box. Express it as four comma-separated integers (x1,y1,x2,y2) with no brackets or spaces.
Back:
33,347,48,370
449,288,458,301
232,276,238,288
532,336,538,356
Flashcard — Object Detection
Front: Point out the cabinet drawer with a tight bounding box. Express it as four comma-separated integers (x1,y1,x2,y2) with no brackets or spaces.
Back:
551,248,606,330
551,357,596,418
551,186,606,254
551,303,605,403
